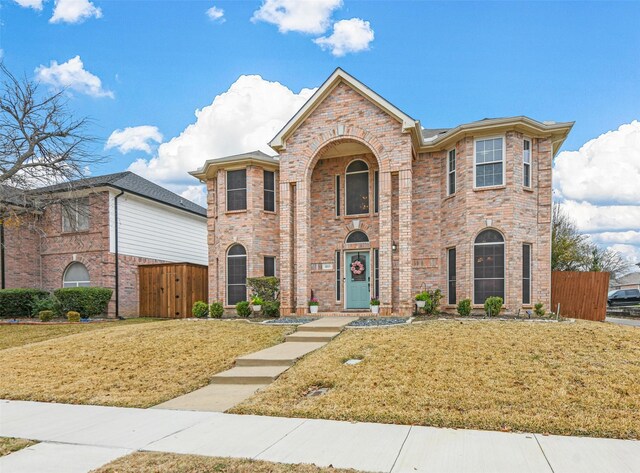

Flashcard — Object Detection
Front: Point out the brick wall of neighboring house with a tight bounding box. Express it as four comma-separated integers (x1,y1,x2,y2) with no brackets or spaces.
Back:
3,213,42,288
206,165,279,308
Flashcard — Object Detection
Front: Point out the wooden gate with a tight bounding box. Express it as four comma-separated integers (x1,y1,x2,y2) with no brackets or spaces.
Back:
139,263,208,318
551,271,610,321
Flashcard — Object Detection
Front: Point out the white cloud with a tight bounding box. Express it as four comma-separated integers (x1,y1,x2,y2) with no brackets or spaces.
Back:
251,0,342,34
106,126,163,154
206,5,224,22
559,201,640,233
14,0,44,10
314,18,374,56
180,185,207,207
128,74,316,188
554,121,640,205
35,56,114,98
591,231,640,246
50,0,102,23
610,244,640,268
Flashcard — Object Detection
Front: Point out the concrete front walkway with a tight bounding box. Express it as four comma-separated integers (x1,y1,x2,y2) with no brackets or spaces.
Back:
1,400,639,473
154,317,356,412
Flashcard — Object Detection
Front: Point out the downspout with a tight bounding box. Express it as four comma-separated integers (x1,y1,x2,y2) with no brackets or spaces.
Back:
114,191,125,319
1,222,5,289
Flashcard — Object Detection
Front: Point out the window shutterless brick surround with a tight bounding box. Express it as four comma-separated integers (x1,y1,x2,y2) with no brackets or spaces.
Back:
203,73,568,316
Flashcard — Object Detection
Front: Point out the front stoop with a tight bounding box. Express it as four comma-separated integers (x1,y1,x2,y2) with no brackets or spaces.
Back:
155,317,357,412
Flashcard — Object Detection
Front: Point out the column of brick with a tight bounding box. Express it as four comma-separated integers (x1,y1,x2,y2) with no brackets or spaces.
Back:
279,181,294,315
398,168,413,313
295,180,310,314
378,170,393,315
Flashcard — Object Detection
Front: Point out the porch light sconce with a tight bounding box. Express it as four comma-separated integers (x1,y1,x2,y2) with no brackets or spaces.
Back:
392,241,397,252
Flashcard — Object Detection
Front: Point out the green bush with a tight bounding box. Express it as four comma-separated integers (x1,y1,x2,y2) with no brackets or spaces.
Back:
236,301,251,318
192,301,209,318
534,302,546,317
209,302,224,318
263,300,280,318
54,287,112,318
457,298,472,317
484,297,503,317
250,296,264,306
415,292,429,302
0,288,49,317
39,310,54,322
415,289,443,315
66,311,81,322
31,295,62,317
247,277,279,302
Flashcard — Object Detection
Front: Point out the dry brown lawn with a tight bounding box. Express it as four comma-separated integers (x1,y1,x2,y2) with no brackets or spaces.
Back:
0,437,36,457
233,320,640,439
92,452,359,473
0,320,292,407
0,318,159,350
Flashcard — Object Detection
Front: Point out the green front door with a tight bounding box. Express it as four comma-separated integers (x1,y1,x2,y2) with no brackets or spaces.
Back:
345,251,370,309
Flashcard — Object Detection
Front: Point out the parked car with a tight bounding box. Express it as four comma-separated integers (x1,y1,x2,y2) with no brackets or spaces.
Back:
607,289,640,307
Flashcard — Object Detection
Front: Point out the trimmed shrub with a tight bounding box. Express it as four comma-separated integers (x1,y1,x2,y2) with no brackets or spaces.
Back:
484,297,503,317
192,301,209,318
39,310,54,322
236,301,251,318
209,302,224,318
0,289,49,318
54,287,113,318
534,302,546,317
263,300,280,318
67,311,81,322
247,277,279,302
31,295,62,317
457,298,472,317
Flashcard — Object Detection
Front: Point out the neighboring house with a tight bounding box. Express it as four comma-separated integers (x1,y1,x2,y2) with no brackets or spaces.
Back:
191,68,573,316
610,272,640,291
0,172,207,317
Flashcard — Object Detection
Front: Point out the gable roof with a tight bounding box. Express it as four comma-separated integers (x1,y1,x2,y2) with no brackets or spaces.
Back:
615,272,640,286
34,172,206,217
269,68,422,151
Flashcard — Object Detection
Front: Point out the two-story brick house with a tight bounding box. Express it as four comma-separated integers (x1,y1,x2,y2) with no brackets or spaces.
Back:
1,172,207,316
191,69,573,316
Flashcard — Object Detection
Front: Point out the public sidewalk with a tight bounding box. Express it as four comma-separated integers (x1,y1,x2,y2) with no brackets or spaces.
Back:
1,400,639,473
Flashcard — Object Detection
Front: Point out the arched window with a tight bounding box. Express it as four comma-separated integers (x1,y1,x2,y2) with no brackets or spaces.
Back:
473,229,505,304
227,244,247,306
63,262,90,288
346,160,369,215
346,231,369,243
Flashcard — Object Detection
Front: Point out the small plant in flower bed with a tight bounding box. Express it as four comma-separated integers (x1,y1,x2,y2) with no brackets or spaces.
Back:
192,301,209,318
66,311,81,322
484,297,503,317
262,300,280,317
369,298,380,306
31,295,62,317
209,301,224,318
236,301,251,318
415,289,443,315
251,296,264,306
534,302,546,317
457,298,472,317
39,310,54,322
308,297,319,306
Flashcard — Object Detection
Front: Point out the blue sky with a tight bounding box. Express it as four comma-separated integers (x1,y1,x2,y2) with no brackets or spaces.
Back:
3,0,640,266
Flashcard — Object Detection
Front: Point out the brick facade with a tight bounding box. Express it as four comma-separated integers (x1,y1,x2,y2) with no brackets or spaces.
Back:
202,72,568,316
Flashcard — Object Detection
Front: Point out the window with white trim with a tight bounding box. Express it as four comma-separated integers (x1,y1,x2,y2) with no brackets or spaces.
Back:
475,138,504,187
523,139,531,188
62,198,89,232
63,262,90,287
345,160,369,215
447,149,456,195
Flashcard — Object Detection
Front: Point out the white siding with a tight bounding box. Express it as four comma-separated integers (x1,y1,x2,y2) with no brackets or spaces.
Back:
109,192,207,265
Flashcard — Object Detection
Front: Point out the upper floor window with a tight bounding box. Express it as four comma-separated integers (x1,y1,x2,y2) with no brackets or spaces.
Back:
447,149,456,195
264,170,275,212
227,169,246,211
62,197,89,232
63,262,90,287
475,137,504,188
523,139,531,188
346,160,369,215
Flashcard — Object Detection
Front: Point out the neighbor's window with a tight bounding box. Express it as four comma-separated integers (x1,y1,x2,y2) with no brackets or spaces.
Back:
226,169,247,211
62,198,89,232
345,160,369,215
263,170,275,212
475,137,504,187
522,243,531,305
447,149,456,195
227,244,247,305
473,229,505,304
264,256,275,277
63,262,90,287
523,139,531,188
447,248,456,305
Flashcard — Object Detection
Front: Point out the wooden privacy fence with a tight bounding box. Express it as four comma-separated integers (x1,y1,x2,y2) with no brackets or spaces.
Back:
139,263,208,318
551,271,610,321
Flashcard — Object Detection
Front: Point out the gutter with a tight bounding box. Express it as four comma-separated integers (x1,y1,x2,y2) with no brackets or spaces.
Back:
114,191,125,319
